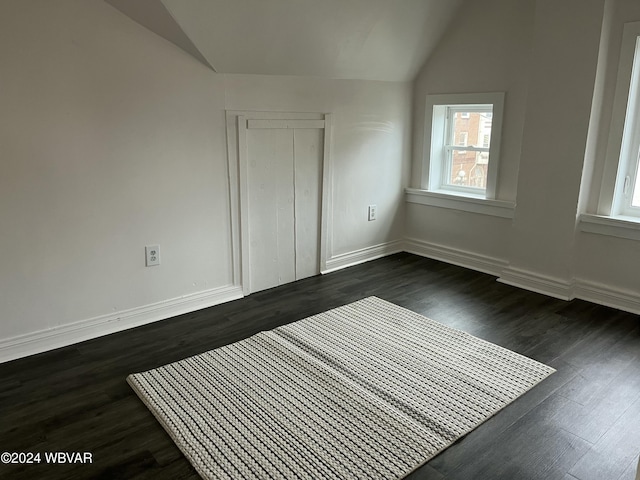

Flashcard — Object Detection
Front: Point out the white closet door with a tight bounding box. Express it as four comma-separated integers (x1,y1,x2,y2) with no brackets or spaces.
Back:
246,128,296,293
294,128,323,280
244,122,324,294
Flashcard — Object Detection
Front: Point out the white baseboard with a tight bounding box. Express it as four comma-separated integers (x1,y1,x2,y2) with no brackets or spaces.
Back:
404,238,507,276
406,239,639,313
322,240,404,274
4,251,637,365
573,278,640,315
498,267,573,301
0,285,244,364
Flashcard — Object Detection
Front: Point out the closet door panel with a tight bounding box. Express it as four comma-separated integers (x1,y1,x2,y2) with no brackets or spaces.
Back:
246,128,295,293
294,128,323,280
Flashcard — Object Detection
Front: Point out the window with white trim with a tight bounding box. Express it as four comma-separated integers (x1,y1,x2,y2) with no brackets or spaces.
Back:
592,20,640,228
424,92,504,199
612,32,640,218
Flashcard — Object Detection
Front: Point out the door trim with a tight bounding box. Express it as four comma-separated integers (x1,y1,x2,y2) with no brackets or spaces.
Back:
225,111,332,295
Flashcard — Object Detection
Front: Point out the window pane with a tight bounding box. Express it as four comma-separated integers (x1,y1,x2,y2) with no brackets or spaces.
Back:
449,109,493,148
446,151,490,188
426,93,504,197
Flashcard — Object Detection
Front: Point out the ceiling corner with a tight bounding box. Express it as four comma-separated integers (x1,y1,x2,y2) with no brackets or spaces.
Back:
104,0,215,71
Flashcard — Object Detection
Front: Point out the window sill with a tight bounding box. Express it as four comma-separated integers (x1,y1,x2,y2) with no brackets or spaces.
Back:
405,188,516,218
579,214,640,241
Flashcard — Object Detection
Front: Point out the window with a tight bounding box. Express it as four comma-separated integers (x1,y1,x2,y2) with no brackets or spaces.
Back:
581,22,640,239
423,92,504,199
594,21,640,223
612,33,640,218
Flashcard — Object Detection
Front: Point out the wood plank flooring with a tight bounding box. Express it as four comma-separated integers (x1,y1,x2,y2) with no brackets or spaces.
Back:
0,253,639,479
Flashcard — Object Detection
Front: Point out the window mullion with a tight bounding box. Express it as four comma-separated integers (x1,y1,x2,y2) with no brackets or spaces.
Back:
445,145,490,153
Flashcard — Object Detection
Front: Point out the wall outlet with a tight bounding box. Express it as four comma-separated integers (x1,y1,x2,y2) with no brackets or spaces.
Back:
145,245,160,266
368,205,377,221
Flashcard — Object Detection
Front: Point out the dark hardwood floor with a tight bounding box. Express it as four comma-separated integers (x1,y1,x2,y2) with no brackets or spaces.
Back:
1,253,639,479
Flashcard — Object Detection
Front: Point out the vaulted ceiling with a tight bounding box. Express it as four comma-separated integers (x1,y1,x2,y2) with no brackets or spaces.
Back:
105,0,464,82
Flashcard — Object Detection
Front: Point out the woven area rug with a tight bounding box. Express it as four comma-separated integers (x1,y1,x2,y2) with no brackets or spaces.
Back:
128,296,555,480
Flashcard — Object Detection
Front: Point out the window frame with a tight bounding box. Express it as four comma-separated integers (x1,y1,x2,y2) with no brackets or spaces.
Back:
598,21,640,220
423,92,505,200
613,35,640,217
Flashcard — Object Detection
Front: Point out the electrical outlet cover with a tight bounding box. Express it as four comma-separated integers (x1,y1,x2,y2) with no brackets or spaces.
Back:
368,205,377,221
145,245,160,266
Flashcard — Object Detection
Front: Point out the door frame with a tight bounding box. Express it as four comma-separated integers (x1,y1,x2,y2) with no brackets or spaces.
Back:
225,111,333,295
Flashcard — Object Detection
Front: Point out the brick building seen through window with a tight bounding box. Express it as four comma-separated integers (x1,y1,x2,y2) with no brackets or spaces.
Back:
449,110,493,188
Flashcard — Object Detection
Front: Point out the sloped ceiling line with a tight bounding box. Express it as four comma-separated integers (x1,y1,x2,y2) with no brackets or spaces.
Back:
104,0,215,71
104,0,465,81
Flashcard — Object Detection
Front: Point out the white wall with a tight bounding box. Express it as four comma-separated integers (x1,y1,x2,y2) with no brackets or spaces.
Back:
0,0,411,361
407,0,535,263
503,0,605,287
573,0,640,297
0,0,234,345
223,74,411,261
408,0,640,311
3,0,637,363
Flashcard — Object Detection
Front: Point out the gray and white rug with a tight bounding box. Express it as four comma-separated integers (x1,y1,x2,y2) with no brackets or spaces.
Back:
128,296,555,480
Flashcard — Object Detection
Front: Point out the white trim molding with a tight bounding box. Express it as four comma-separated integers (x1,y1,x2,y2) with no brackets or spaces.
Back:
406,188,516,218
226,110,332,295
498,267,574,301
247,119,326,129
404,238,507,276
322,240,404,274
423,92,505,199
573,278,640,315
580,213,640,241
0,285,243,364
